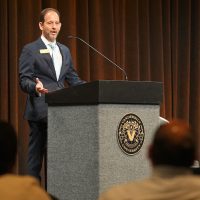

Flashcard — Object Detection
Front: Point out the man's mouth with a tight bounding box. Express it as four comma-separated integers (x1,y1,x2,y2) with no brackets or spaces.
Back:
51,31,57,35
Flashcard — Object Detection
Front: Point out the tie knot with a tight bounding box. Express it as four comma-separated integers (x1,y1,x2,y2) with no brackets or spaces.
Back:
49,43,56,50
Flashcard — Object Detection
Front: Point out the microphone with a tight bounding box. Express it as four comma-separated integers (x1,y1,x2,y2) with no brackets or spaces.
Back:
68,35,128,81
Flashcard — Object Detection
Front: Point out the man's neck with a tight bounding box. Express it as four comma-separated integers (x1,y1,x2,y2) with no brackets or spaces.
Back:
152,165,192,178
41,35,56,44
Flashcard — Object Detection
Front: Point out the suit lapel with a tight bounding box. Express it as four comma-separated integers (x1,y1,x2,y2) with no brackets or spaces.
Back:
36,38,57,81
57,43,66,81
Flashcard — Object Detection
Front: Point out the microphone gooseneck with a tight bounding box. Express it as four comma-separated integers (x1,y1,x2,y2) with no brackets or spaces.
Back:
68,35,128,81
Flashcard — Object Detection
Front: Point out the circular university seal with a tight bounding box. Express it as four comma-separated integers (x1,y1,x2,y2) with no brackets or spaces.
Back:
117,113,145,155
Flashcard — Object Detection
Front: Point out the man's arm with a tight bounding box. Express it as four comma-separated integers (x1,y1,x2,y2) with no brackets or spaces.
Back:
19,47,48,96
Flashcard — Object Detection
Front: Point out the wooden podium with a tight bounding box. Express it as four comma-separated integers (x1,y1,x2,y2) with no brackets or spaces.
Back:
45,80,163,200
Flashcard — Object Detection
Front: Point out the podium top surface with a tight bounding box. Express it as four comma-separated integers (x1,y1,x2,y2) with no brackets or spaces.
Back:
45,80,163,106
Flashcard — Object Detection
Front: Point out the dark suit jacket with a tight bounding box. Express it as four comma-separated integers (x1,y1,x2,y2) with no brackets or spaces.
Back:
19,38,85,121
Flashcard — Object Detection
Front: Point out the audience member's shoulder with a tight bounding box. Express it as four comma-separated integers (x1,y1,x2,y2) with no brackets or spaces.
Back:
0,174,51,200
181,174,200,185
99,181,140,200
0,174,39,185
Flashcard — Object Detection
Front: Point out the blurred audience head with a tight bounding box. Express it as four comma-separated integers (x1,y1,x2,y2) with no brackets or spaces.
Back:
149,119,195,167
0,120,17,175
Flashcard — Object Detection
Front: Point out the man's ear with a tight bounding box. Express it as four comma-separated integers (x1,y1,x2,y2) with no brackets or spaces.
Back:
39,22,43,31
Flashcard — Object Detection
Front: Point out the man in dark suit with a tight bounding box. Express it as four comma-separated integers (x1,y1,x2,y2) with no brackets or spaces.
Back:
19,8,85,180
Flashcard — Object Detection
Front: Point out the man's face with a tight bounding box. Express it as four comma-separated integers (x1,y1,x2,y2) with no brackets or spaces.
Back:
39,11,61,42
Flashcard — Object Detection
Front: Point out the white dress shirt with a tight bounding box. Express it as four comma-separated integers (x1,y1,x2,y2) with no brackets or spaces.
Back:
41,35,62,80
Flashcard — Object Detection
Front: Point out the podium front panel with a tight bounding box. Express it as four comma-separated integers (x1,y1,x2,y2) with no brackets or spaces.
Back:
47,104,160,200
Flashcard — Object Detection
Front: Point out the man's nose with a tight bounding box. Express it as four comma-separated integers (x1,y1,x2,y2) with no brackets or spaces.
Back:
52,23,56,28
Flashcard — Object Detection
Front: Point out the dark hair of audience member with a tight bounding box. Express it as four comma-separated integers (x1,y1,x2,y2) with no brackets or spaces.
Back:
0,120,17,175
150,120,195,167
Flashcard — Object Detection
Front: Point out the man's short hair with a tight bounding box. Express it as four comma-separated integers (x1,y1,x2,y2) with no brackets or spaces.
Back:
0,121,17,174
151,120,195,167
39,8,60,23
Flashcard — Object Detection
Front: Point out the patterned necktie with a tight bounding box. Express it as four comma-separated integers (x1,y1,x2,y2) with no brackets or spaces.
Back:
48,43,62,80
